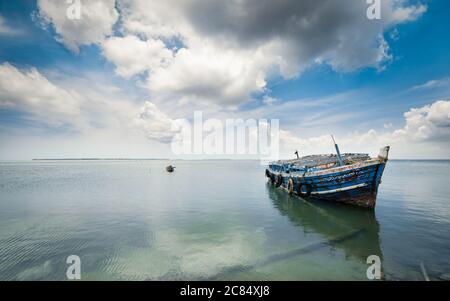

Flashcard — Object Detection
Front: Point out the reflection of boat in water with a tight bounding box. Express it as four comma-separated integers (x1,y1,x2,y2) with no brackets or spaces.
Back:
204,184,384,280
267,183,383,264
265,143,390,209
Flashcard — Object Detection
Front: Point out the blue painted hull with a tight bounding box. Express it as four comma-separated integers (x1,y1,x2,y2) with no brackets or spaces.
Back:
267,162,387,209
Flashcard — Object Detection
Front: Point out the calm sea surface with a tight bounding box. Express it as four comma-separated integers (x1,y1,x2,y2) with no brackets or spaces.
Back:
0,160,449,280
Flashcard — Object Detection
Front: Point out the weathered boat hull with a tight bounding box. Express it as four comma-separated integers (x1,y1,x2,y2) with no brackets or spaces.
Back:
267,161,387,209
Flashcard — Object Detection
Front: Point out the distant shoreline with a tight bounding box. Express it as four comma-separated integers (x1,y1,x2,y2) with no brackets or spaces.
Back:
31,158,170,161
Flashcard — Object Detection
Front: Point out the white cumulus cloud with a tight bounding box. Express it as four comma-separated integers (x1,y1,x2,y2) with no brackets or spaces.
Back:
102,35,174,78
0,63,83,125
146,43,269,108
0,63,141,131
36,0,119,52
112,0,427,108
390,100,450,142
132,101,182,143
36,0,428,108
279,100,450,158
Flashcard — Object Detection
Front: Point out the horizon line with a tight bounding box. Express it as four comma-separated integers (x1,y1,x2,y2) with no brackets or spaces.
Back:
0,158,448,162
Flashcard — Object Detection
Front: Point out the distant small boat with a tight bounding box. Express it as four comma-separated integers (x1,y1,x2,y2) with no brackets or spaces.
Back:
266,141,390,209
166,165,175,173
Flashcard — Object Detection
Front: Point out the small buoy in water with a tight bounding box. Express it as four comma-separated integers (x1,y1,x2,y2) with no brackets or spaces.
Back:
166,165,175,172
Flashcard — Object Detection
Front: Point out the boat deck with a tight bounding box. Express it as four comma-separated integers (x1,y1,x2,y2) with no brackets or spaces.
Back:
272,153,371,171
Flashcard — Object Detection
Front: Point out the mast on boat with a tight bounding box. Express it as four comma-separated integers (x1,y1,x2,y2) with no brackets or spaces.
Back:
331,135,344,166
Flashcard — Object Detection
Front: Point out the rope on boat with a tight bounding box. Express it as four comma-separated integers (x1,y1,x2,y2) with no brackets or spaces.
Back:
288,178,294,195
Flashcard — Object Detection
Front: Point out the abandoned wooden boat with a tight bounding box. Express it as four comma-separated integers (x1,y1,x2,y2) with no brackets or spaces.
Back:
265,145,390,209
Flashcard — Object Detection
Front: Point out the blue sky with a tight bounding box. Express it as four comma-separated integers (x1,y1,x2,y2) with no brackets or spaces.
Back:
0,0,449,159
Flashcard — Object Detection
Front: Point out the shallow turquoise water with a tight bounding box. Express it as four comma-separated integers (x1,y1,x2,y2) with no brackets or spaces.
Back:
0,160,449,280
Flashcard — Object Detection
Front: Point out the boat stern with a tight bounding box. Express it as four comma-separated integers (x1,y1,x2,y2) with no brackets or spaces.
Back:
311,146,390,209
